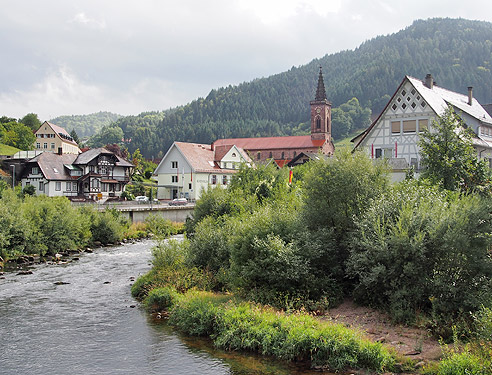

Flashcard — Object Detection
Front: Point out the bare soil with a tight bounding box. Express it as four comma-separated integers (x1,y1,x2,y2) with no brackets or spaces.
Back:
322,300,443,368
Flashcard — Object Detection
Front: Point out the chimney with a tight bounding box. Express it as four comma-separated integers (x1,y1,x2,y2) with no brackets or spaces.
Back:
425,74,434,89
468,86,473,105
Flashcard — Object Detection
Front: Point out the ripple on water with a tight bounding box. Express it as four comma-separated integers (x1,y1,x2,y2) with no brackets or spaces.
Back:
0,239,324,375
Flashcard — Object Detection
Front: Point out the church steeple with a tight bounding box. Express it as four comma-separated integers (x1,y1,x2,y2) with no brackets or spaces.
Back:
310,67,332,145
315,66,327,101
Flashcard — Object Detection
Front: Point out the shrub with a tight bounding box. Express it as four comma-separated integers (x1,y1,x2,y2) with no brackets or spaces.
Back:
348,181,492,328
437,350,489,375
144,286,180,312
22,195,91,255
152,238,189,270
80,207,128,245
144,214,175,237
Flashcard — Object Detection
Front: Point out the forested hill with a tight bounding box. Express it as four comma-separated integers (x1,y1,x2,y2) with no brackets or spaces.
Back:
49,111,122,139
91,18,492,158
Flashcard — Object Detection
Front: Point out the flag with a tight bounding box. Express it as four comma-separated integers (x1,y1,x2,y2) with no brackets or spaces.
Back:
395,141,398,158
288,169,293,184
190,169,193,182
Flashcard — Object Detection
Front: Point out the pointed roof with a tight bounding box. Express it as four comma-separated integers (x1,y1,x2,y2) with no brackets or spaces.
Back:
315,66,327,101
353,75,492,149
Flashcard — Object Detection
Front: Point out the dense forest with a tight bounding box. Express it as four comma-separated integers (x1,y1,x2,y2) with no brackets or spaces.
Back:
88,18,492,158
49,111,122,139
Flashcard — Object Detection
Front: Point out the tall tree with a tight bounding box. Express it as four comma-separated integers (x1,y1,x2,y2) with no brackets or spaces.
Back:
19,113,42,131
419,106,489,194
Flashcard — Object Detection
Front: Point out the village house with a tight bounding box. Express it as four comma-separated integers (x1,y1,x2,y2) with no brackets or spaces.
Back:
153,142,252,200
20,147,133,200
352,74,492,180
212,67,335,167
34,121,81,155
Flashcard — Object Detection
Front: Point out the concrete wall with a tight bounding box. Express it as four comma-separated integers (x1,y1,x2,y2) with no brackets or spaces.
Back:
118,205,194,223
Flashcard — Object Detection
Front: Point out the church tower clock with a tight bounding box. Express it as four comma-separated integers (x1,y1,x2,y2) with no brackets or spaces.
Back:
310,67,332,143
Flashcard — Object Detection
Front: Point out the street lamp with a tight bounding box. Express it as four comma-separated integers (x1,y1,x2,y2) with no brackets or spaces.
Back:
9,164,15,189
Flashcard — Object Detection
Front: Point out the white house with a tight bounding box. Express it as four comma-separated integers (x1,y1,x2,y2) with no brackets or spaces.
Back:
21,148,133,200
153,141,252,201
353,74,492,181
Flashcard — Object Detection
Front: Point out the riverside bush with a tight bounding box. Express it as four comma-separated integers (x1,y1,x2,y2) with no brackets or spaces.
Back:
348,181,492,328
22,195,91,255
167,290,396,373
143,286,180,312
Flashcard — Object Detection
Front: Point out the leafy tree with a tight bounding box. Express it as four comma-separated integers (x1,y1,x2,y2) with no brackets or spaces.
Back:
419,106,489,194
87,125,124,148
19,113,42,131
0,121,36,150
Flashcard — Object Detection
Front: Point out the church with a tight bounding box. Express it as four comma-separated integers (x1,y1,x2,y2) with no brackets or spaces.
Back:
212,67,334,166
153,68,334,200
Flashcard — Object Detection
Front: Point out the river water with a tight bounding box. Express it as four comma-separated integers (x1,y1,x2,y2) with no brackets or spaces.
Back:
0,239,320,375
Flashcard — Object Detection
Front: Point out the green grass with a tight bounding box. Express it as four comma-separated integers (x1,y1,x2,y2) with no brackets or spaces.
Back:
0,143,20,156
160,290,397,373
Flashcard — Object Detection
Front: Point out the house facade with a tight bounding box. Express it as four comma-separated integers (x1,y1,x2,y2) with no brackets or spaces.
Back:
21,148,133,200
352,74,492,180
34,121,81,155
212,67,335,166
153,142,252,201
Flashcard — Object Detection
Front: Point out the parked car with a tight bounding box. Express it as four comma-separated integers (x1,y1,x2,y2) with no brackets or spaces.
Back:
135,195,149,202
168,198,187,206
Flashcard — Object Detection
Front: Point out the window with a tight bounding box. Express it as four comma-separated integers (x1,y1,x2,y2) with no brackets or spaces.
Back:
36,143,40,149
293,151,297,157
222,175,227,185
66,182,71,191
403,120,416,133
375,148,382,159
55,181,61,191
281,152,285,159
73,182,78,192
39,182,44,191
257,152,261,160
43,143,48,149
231,153,236,157
172,175,178,183
269,152,273,158
391,121,400,134
383,148,393,158
188,183,192,190
32,167,38,175
116,184,120,192
316,117,321,129
171,161,178,169
91,179,100,189
102,183,107,192
211,175,217,185
51,143,55,149
418,119,428,132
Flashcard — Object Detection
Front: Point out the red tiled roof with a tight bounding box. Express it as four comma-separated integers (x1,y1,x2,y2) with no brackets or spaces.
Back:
213,135,323,150
175,142,250,173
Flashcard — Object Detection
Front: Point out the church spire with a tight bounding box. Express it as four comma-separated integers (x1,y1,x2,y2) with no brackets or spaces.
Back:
315,66,327,101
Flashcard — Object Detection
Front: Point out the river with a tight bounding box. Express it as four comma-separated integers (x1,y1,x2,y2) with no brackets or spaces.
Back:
0,238,321,375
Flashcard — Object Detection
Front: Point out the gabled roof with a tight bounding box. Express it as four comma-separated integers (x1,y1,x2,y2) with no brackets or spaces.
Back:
173,142,240,174
73,147,115,165
406,76,492,125
27,152,78,180
213,135,324,151
353,75,492,149
39,121,79,147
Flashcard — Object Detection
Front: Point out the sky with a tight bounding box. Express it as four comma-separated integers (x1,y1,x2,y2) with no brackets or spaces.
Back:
1,0,492,121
